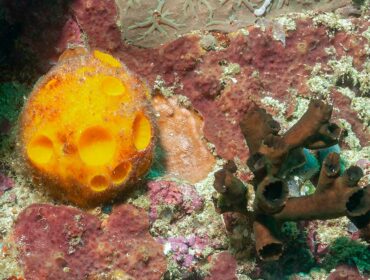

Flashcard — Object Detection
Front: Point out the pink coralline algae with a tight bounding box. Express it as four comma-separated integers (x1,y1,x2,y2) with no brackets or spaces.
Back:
205,251,238,280
67,0,369,160
158,235,209,268
13,204,167,280
148,180,204,222
0,172,14,196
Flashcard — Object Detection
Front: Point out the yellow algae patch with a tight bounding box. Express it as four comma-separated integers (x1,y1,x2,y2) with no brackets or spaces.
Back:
132,113,152,151
19,48,155,207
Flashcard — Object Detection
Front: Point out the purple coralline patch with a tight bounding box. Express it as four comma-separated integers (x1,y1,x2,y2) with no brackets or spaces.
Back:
13,203,167,280
148,180,203,222
205,251,238,280
71,0,122,52
158,235,208,268
68,3,369,160
0,173,14,196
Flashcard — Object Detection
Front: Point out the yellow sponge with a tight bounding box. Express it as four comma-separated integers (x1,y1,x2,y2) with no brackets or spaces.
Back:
19,48,155,207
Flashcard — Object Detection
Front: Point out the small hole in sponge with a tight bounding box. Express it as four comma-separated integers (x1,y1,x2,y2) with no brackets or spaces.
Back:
132,113,152,151
346,189,366,215
93,50,121,68
27,135,54,165
78,126,116,166
263,181,284,201
101,76,126,96
259,243,283,261
90,175,109,192
112,162,131,184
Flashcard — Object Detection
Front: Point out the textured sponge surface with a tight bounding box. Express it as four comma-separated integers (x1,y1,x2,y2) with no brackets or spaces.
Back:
20,48,154,206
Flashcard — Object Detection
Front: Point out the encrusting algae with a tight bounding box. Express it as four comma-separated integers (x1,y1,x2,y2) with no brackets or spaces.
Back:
19,48,155,207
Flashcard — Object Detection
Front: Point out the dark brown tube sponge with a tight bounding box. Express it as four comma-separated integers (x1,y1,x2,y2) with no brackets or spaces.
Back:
213,99,370,261
213,160,248,214
253,216,283,261
254,176,289,215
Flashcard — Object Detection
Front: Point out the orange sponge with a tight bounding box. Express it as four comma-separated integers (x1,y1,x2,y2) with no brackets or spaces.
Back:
19,48,155,207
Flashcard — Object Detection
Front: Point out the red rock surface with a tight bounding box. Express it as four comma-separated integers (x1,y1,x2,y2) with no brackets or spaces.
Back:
14,204,166,280
148,180,203,222
332,90,368,146
69,0,369,160
205,251,238,280
327,264,367,280
71,0,121,51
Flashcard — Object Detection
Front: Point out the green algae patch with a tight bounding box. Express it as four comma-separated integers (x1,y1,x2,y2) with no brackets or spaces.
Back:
323,237,370,273
0,82,28,126
0,82,29,153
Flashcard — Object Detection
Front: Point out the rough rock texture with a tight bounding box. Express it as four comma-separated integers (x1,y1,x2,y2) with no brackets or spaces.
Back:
118,19,369,161
157,235,209,268
327,265,367,280
222,212,255,259
71,0,121,51
146,177,229,278
0,172,14,197
13,204,167,280
114,0,356,47
67,1,370,160
148,180,203,222
1,0,369,161
152,96,216,183
205,251,238,280
2,1,370,279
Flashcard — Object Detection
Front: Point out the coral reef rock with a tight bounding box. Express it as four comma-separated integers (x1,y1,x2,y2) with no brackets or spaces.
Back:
3,2,369,163
205,251,238,280
13,203,167,280
115,0,356,47
110,16,369,161
148,180,204,222
213,99,370,261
